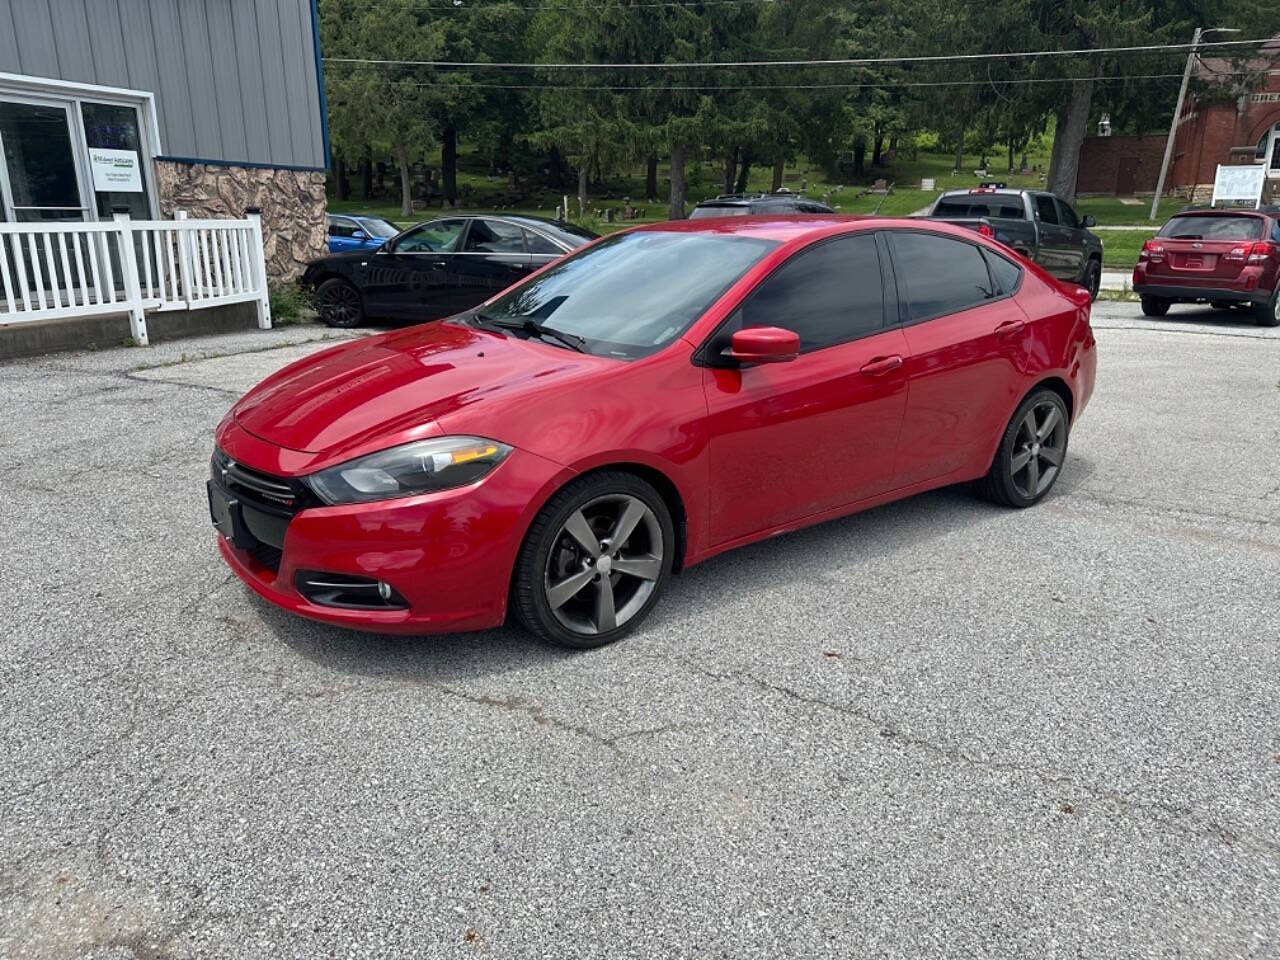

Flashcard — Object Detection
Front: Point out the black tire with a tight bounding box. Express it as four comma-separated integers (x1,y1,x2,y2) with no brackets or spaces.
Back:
1140,295,1170,318
1251,284,1280,327
315,277,365,328
977,388,1070,509
512,471,675,649
1082,258,1102,301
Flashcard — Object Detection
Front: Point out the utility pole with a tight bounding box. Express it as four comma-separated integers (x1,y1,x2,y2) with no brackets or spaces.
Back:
1149,27,1240,221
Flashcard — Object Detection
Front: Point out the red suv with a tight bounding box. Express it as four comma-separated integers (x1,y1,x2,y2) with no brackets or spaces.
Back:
1134,207,1280,326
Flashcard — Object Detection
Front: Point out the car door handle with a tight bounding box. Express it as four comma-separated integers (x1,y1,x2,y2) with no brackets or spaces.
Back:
430,261,447,270
995,319,1026,338
509,262,528,271
859,355,903,377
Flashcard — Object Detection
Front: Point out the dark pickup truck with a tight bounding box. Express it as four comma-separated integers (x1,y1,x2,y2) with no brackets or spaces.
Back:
925,187,1105,299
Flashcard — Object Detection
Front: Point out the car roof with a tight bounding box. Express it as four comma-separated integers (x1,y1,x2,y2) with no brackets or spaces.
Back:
630,214,928,243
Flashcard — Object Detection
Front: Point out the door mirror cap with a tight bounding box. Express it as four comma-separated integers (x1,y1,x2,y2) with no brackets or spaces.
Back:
727,326,800,364
351,230,367,241
1081,214,1097,228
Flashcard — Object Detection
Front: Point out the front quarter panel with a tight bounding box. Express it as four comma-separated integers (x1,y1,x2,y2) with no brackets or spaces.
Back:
435,339,712,561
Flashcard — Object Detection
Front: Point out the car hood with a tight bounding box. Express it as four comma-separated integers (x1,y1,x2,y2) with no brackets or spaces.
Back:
232,322,609,460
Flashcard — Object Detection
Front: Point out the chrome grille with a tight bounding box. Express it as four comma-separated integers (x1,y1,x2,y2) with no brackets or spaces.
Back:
211,449,299,510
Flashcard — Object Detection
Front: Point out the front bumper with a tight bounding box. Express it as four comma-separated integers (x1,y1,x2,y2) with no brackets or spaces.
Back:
210,422,569,635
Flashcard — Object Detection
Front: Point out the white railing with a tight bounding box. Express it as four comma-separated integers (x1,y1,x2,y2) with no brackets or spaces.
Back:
0,209,272,346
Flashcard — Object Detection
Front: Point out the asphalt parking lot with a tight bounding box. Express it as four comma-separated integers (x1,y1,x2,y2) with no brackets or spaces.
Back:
2,301,1278,959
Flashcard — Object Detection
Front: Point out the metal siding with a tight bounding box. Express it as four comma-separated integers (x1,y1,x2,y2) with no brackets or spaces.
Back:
47,0,95,83
142,0,197,156
11,1,61,76
81,0,131,87
253,0,293,164
2,0,324,169
273,0,313,167
229,0,271,167
0,1,22,71
204,0,248,162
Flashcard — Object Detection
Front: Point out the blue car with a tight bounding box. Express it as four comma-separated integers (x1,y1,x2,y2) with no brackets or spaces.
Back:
326,214,401,253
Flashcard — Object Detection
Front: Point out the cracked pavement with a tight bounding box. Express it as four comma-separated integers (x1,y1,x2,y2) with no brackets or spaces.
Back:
1,302,1278,958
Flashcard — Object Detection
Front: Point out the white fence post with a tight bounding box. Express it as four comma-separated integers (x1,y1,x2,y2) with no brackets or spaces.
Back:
245,207,272,329
113,209,148,346
173,210,194,308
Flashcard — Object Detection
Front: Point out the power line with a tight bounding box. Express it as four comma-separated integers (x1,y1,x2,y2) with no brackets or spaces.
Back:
322,36,1276,70
335,71,1217,92
382,0,772,9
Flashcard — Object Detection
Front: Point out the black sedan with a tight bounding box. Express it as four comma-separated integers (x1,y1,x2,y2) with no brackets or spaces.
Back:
302,215,599,328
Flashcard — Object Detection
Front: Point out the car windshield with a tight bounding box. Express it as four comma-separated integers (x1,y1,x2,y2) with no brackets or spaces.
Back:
1158,215,1264,241
361,217,400,239
471,231,777,359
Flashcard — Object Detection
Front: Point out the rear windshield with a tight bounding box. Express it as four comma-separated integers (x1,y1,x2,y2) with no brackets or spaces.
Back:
1158,215,1264,241
689,205,751,219
934,196,1024,220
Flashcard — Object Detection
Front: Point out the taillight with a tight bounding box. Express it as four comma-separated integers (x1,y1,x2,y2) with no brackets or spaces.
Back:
977,223,995,238
1225,246,1247,262
1139,240,1165,262
1247,241,1277,263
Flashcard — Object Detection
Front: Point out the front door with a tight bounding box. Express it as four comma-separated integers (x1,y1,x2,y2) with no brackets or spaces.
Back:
364,217,468,319
1032,192,1074,279
701,232,909,545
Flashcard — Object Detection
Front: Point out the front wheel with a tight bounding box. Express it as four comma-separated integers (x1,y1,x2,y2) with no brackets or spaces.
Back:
1140,295,1170,318
512,472,675,649
977,388,1070,508
1082,258,1101,301
315,277,365,328
1252,284,1280,328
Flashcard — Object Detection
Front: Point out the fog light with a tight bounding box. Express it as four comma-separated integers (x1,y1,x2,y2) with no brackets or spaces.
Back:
377,581,393,601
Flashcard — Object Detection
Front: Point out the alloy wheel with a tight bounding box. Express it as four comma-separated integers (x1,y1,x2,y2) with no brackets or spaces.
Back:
320,282,360,325
1009,400,1067,499
543,494,664,637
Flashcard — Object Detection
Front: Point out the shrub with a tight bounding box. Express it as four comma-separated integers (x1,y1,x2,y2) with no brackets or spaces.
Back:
269,283,313,325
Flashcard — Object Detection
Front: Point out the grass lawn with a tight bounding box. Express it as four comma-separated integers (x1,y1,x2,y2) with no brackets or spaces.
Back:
1096,228,1157,269
327,145,1166,245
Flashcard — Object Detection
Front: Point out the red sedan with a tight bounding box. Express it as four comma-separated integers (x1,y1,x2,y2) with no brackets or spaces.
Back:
209,217,1096,648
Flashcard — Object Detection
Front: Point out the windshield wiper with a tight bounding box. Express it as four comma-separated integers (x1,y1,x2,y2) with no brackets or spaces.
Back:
473,312,586,353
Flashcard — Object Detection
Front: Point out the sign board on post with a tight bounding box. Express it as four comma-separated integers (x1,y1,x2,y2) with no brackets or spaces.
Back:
88,148,143,193
1210,164,1266,209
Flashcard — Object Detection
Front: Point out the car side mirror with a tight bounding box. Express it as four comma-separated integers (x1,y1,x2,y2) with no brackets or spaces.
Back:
1082,214,1096,228
351,230,367,241
727,326,800,364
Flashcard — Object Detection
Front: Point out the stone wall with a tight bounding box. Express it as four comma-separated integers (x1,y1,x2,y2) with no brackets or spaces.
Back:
154,161,327,283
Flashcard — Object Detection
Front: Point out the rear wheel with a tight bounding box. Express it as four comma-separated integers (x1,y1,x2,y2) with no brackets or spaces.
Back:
1252,283,1280,327
1140,295,1169,318
977,388,1070,508
512,472,675,649
316,277,365,328
1082,258,1102,301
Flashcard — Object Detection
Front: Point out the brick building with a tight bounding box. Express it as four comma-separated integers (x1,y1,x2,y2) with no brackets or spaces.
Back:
1077,36,1280,199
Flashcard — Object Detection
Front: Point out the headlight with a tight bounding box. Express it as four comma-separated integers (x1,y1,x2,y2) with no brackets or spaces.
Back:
306,436,512,504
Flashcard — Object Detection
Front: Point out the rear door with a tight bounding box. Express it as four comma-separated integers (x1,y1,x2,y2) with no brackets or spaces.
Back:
1147,214,1267,287
701,232,910,544
453,218,533,309
886,230,1023,486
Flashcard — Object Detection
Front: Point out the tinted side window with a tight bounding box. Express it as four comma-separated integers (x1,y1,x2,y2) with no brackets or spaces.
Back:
328,217,358,238
738,234,884,352
1057,201,1081,228
465,220,527,253
395,219,466,253
891,233,996,320
1034,195,1060,225
524,229,563,255
983,248,1023,295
